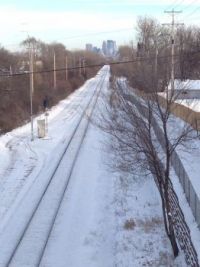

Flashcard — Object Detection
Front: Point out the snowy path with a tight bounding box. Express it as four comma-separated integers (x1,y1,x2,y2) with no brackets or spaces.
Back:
0,67,109,267
0,81,90,224
40,116,115,267
0,66,186,266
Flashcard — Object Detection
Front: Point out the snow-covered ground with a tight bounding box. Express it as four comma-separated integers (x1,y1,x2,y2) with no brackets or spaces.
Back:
166,114,200,197
175,99,200,112
152,89,200,197
135,86,200,264
0,67,186,266
168,79,200,91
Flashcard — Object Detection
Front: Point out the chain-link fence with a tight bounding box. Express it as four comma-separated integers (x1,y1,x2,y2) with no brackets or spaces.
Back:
128,84,200,229
171,149,200,228
150,103,200,229
118,80,199,266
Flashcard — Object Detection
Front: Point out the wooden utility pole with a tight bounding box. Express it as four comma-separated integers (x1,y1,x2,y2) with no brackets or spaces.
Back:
9,65,12,75
163,9,184,96
73,55,76,75
9,65,12,91
82,58,86,76
66,55,68,80
154,40,158,81
53,52,57,89
29,44,34,141
79,57,82,76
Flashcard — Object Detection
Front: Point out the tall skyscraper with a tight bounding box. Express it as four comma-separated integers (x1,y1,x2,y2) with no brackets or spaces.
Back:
102,41,107,55
86,44,93,52
102,40,117,57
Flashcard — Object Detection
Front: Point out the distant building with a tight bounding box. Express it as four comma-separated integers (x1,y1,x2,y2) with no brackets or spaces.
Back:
167,80,200,99
102,40,117,57
92,46,100,53
85,40,117,56
86,43,93,52
107,40,115,55
102,41,107,55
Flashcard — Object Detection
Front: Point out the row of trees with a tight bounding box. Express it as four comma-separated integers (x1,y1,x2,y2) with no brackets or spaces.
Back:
115,16,200,92
107,17,200,264
0,38,104,132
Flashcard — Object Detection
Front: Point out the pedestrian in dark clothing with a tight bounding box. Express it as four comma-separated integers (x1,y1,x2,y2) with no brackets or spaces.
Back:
43,96,49,111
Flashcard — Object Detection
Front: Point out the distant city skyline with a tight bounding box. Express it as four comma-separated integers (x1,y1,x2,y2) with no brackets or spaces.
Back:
0,0,199,51
86,40,117,57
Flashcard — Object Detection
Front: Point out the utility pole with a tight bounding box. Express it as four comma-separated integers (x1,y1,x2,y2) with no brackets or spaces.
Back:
29,44,34,141
79,57,82,76
73,55,76,75
9,65,12,75
82,58,86,77
154,43,159,91
66,55,68,80
9,65,12,91
154,39,158,83
163,9,184,98
53,52,57,89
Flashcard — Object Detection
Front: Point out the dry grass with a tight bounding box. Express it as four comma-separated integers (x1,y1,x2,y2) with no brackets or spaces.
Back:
124,218,136,230
136,217,163,233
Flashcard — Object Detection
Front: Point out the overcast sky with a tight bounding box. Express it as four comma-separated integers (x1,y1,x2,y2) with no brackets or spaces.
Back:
0,0,199,51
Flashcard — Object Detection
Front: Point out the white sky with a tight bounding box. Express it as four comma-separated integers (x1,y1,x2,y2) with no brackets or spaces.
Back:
0,0,199,51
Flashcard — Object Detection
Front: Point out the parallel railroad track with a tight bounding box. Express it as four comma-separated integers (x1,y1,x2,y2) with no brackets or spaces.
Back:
1,66,109,267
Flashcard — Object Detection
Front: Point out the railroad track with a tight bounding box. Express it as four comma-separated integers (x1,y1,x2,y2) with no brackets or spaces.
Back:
0,78,97,222
50,78,98,123
0,66,109,267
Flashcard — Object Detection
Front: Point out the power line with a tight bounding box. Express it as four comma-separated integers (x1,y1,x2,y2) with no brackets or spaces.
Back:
178,0,200,21
184,6,200,18
1,28,134,51
173,0,185,9
182,0,200,11
165,0,183,10
59,28,134,40
1,49,200,78
164,0,199,15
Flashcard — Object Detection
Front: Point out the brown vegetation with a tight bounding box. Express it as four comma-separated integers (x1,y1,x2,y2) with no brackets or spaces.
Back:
112,17,200,92
124,218,136,230
102,16,200,261
0,38,103,133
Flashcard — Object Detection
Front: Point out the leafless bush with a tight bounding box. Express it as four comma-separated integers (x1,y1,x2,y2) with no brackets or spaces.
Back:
124,219,136,230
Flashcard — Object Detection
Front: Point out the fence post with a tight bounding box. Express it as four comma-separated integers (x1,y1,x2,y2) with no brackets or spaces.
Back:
195,193,197,221
178,158,181,181
182,169,185,192
174,153,176,171
188,179,191,204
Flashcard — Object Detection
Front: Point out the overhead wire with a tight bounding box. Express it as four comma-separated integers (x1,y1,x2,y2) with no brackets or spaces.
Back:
171,0,186,10
169,0,200,21
50,28,134,41
183,5,200,19
163,0,200,31
165,0,184,10
1,27,134,51
182,0,200,10
1,49,200,78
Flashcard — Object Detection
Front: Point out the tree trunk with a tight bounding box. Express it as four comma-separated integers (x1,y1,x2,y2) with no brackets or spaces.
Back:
164,175,179,258
168,218,179,257
160,187,170,236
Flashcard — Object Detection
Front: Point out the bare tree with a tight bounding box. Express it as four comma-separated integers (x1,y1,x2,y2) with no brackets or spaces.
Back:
99,15,200,263
176,26,200,80
100,73,198,258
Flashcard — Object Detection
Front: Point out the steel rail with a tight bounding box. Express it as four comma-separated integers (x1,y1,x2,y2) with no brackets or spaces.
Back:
37,69,108,267
5,67,108,267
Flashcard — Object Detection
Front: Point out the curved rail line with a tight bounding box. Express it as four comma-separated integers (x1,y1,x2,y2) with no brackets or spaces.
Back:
4,67,109,267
